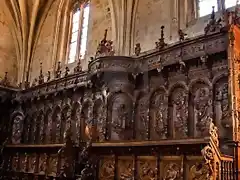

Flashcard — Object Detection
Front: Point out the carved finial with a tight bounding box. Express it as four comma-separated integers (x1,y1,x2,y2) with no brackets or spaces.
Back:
55,61,61,78
24,81,30,89
135,43,141,56
155,26,167,49
95,29,114,58
47,71,51,82
178,29,187,42
204,6,222,35
211,6,215,21
65,66,70,77
32,78,38,87
38,62,44,84
74,58,82,73
0,72,9,86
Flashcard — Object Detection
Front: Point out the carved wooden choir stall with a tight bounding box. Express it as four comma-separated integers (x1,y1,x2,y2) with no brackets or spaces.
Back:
0,8,240,180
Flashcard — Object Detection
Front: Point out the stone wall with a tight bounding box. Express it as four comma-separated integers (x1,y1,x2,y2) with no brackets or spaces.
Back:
0,3,18,85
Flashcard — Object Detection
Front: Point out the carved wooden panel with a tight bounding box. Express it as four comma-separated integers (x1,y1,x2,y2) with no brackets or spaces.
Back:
99,157,115,180
118,157,134,179
150,89,168,140
137,156,157,180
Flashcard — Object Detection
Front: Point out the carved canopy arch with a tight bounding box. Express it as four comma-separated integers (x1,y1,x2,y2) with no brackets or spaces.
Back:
188,78,212,93
169,81,188,100
212,73,228,85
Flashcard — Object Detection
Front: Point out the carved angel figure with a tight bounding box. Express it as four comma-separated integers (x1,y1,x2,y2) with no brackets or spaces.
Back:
172,90,188,138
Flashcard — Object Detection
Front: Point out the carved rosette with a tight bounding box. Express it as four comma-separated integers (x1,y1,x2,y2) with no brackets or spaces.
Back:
151,90,168,140
194,87,212,137
172,89,188,138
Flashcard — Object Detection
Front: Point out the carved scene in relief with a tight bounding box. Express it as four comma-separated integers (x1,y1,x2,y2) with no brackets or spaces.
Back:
118,158,133,179
110,93,133,140
190,83,212,137
99,159,115,180
138,159,157,180
93,98,105,141
163,163,183,180
170,87,188,138
150,89,168,140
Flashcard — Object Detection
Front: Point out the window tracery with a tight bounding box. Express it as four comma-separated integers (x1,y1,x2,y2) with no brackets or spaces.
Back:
67,2,90,64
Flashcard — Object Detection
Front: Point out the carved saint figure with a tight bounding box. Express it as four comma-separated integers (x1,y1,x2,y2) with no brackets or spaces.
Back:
215,83,230,127
99,160,115,180
163,163,182,180
172,89,188,138
152,92,168,139
111,94,132,140
137,97,149,140
194,87,211,136
11,114,24,144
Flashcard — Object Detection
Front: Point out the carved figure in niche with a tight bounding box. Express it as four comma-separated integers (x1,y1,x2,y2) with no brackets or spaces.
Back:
119,160,133,180
99,160,115,180
94,101,105,141
189,162,210,180
111,94,132,140
215,83,230,127
137,97,149,140
151,91,168,139
139,161,157,180
55,110,61,143
194,87,211,136
11,111,24,144
39,153,48,174
163,163,182,180
172,89,188,138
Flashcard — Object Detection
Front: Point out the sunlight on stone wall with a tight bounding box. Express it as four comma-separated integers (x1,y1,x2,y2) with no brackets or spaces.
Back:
0,4,18,85
84,0,112,69
135,0,172,52
31,1,58,81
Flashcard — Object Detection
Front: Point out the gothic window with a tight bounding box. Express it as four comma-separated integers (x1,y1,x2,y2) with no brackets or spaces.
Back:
67,2,90,64
198,0,218,17
225,0,237,8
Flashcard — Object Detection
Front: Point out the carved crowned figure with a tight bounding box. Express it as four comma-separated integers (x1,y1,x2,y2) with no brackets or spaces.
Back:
11,106,25,144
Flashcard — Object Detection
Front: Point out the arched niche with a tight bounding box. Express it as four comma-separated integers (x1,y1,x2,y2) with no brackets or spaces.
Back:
61,105,71,143
108,93,133,140
44,108,53,144
35,110,44,144
149,89,168,140
71,102,81,145
188,81,212,137
52,106,61,143
81,100,93,140
213,76,230,139
135,94,149,140
169,85,188,139
93,98,105,141
29,112,37,144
